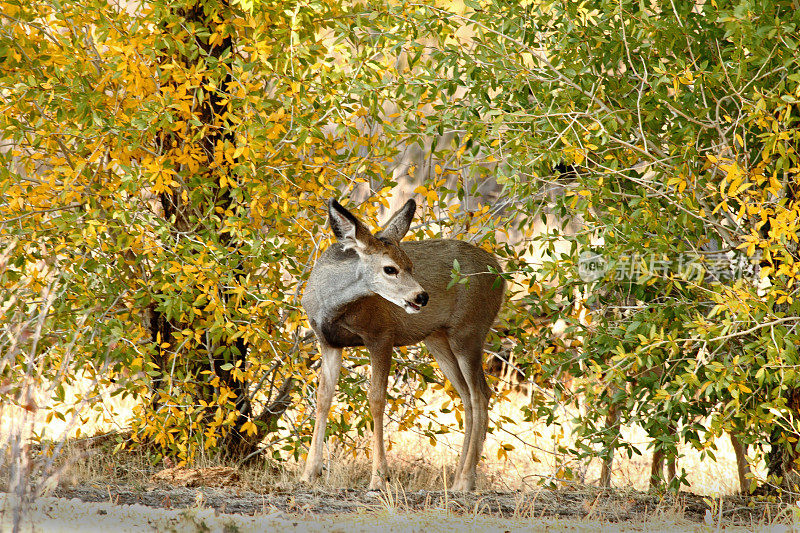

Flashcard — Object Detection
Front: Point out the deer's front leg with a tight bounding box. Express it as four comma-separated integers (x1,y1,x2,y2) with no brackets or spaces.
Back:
301,344,342,484
366,342,392,491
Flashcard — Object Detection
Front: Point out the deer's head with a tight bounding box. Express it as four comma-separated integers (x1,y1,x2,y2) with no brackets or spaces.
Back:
328,199,429,314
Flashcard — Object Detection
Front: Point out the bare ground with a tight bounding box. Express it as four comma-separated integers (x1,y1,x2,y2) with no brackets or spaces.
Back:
4,434,791,530
47,483,785,526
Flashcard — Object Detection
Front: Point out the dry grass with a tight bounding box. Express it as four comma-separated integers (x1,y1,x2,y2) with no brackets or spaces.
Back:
369,387,754,495
5,414,796,531
3,383,759,498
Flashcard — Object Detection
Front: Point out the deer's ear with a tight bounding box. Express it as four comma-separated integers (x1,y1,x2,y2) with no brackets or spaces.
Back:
328,199,374,251
376,199,416,242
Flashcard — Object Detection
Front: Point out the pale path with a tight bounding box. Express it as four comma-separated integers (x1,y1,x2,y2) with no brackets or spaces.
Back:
0,486,784,531
0,492,544,533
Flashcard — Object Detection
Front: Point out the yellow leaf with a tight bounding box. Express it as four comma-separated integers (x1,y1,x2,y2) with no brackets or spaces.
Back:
721,162,741,182
241,420,257,436
727,176,742,195
768,175,782,195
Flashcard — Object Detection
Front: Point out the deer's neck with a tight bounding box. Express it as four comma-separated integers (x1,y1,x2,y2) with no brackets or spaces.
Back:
305,245,373,323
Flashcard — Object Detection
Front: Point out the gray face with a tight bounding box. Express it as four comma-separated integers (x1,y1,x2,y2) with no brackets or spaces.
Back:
360,241,427,313
328,199,428,314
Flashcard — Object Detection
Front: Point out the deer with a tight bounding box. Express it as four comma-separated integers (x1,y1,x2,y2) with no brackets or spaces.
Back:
299,198,505,491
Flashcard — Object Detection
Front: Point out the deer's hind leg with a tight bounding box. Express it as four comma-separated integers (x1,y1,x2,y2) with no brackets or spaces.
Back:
425,330,474,486
301,343,343,484
446,329,492,491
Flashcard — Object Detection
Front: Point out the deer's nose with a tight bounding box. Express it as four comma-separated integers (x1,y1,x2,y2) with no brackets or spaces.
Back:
414,292,429,307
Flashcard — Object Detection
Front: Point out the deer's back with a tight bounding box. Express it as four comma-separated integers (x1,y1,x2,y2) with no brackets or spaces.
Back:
402,238,504,329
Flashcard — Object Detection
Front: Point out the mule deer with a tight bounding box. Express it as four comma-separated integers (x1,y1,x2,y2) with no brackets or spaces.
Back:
300,199,505,491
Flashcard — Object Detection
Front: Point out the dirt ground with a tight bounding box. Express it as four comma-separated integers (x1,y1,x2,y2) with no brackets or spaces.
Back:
4,431,795,530
47,483,785,527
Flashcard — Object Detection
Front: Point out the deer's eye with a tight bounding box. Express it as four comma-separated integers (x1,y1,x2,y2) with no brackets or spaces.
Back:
383,266,398,276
